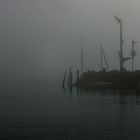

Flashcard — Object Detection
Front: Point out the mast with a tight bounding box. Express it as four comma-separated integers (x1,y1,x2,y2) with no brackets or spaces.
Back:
100,46,110,72
101,46,103,71
131,40,137,72
114,16,123,72
80,34,84,75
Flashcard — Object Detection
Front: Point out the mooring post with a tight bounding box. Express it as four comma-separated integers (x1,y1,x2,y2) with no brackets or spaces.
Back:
70,70,73,87
77,70,80,81
67,67,72,87
62,70,67,88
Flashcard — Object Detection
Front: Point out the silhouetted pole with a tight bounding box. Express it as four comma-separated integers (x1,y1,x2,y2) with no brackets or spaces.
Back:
62,70,67,88
80,35,84,75
114,16,123,72
132,40,134,72
131,40,137,72
67,67,72,88
67,67,71,87
100,46,110,72
77,70,80,81
120,21,123,72
101,46,103,71
70,71,73,87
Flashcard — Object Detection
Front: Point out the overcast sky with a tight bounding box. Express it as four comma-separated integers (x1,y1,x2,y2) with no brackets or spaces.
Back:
0,0,140,82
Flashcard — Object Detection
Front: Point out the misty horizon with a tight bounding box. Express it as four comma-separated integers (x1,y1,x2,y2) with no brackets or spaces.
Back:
1,0,140,82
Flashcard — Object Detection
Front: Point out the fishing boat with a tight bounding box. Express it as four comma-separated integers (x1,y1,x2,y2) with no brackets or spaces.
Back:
74,16,140,89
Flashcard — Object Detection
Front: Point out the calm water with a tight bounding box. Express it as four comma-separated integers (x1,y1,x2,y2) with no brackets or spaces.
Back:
1,81,140,140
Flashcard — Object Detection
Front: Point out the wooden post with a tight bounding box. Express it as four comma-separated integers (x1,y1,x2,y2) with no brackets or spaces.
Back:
70,71,73,87
62,70,67,88
68,67,72,87
77,70,80,81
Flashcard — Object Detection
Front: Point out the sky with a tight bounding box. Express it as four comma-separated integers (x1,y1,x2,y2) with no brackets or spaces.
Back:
0,0,140,82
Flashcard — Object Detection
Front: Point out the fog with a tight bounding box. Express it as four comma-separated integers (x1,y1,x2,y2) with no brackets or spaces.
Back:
0,0,140,83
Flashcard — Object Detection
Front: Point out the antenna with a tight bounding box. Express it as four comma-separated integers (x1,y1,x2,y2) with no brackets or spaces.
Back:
114,15,123,72
114,16,123,23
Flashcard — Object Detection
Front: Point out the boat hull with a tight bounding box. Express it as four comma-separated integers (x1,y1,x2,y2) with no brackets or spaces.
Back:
74,71,140,89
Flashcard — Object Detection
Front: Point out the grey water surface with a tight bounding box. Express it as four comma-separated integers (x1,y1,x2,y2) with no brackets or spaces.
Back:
0,81,140,140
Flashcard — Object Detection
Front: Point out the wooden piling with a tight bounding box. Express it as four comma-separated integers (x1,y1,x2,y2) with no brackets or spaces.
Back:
67,67,73,88
77,70,80,81
70,71,73,87
67,67,71,87
62,70,67,88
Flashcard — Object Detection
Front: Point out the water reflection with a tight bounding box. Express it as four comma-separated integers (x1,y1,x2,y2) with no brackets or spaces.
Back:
64,87,140,96
62,87,140,106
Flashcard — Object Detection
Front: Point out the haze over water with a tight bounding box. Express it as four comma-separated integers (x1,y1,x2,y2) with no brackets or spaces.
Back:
1,0,140,139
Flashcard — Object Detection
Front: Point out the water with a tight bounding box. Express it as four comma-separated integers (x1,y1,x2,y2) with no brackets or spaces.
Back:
1,81,140,139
